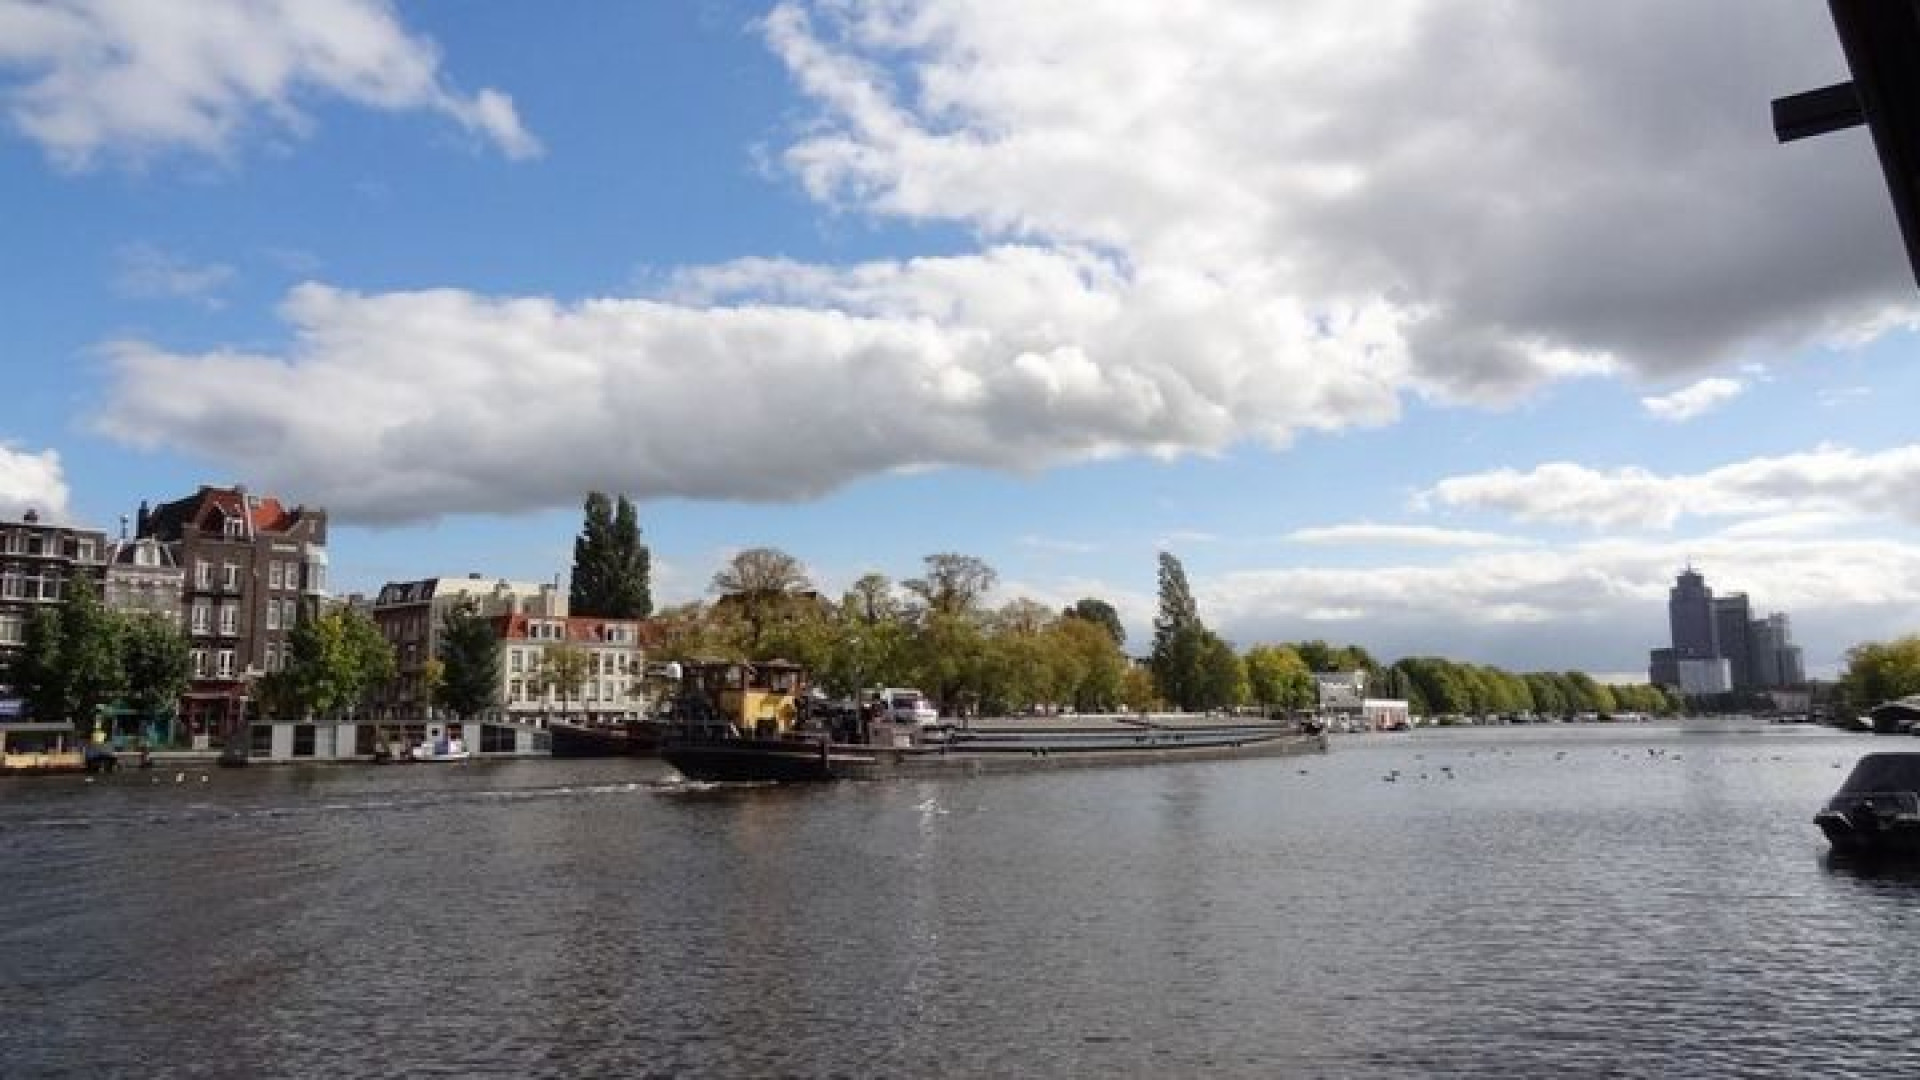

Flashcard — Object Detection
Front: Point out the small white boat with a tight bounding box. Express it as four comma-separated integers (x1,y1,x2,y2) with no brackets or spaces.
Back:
410,736,471,763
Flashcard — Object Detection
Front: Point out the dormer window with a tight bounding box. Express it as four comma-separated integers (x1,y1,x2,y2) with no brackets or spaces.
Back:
223,516,246,538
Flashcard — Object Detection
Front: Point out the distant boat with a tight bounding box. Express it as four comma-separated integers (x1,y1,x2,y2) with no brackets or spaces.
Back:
1869,697,1920,735
410,737,471,763
1815,753,1920,855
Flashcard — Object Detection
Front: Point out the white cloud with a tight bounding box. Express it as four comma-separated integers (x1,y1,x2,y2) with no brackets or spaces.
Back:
93,265,1412,523
1641,376,1745,422
765,0,1919,397
1423,445,1920,531
0,0,539,167
0,444,70,520
83,2,1920,523
113,243,233,306
1287,523,1530,548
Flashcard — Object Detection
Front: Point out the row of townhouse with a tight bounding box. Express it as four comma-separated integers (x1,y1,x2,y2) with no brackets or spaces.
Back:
3,485,662,762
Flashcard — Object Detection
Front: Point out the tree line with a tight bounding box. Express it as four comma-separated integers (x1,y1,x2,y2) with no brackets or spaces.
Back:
7,493,1708,734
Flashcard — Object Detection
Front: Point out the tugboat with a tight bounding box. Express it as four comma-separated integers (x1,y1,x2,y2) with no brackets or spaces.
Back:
1815,753,1920,855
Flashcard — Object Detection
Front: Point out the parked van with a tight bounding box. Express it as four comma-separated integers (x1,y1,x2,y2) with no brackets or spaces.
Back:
877,687,940,728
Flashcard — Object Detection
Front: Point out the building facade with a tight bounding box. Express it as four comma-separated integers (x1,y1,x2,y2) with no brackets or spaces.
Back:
0,510,107,716
496,612,654,728
136,487,328,748
1711,593,1754,691
1668,567,1717,660
369,575,564,727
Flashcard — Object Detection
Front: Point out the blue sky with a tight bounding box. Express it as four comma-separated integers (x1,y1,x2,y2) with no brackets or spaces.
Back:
4,0,1919,678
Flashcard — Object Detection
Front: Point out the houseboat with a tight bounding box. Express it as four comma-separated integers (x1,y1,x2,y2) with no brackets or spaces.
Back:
0,722,87,775
1816,752,1920,856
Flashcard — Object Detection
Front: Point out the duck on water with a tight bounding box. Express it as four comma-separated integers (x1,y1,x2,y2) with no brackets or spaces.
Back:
655,659,1327,783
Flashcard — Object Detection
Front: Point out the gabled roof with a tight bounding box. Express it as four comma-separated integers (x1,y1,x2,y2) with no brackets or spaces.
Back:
140,485,316,540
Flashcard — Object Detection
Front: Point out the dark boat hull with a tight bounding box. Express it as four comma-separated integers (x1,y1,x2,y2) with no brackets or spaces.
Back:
658,736,840,781
549,721,663,758
661,722,1326,783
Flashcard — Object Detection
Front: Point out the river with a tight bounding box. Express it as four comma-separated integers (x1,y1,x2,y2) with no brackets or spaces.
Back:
3,723,1916,1077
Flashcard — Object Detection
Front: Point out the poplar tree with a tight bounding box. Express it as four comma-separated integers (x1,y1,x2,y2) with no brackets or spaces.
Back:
569,492,652,618
1150,551,1200,705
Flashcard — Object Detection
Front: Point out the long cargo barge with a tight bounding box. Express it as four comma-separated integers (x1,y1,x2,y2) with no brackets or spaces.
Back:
652,659,1326,783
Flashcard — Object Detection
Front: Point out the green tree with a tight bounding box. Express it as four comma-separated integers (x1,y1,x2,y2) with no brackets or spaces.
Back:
436,598,502,723
535,643,593,721
1839,636,1920,712
1064,597,1126,648
569,491,652,618
118,612,190,735
904,553,998,618
15,575,122,730
281,608,396,723
1244,644,1315,710
1150,552,1204,704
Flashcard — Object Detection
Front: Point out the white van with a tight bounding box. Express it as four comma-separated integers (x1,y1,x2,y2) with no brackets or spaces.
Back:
878,687,940,728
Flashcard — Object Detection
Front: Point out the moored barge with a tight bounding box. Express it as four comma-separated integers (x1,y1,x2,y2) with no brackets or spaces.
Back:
656,660,1326,783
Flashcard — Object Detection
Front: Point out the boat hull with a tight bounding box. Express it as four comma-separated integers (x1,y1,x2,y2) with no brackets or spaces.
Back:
549,721,663,758
661,720,1327,783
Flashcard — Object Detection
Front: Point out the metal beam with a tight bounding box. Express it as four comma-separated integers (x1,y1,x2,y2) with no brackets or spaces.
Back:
1771,81,1862,143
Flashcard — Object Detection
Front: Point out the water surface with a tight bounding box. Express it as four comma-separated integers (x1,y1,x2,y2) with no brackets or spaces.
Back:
4,724,1915,1077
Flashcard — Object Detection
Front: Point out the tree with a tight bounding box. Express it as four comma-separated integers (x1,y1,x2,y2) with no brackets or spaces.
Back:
436,598,502,723
712,546,814,654
845,572,899,625
15,575,122,730
1244,644,1314,710
1150,552,1206,707
535,643,593,721
1839,636,1920,712
904,553,997,618
569,492,652,618
1064,597,1126,648
281,608,395,723
118,612,190,736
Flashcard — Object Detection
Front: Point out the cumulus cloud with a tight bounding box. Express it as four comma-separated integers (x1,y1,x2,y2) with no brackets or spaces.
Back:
93,263,1410,522
1422,445,1920,530
765,0,1917,394
0,444,71,520
85,2,1920,521
1287,523,1530,548
1641,376,1745,422
1204,535,1920,674
0,0,539,166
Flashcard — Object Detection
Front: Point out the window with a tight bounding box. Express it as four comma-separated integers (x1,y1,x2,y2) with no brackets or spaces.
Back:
511,649,524,673
284,563,300,591
195,560,212,589
249,724,272,757
216,650,235,678
266,598,281,631
0,614,20,645
191,649,208,677
191,602,211,635
263,644,278,672
76,540,95,563
307,561,326,592
292,726,315,758
509,679,523,702
268,562,283,590
218,604,238,636
221,563,240,591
